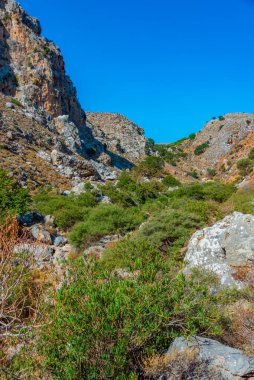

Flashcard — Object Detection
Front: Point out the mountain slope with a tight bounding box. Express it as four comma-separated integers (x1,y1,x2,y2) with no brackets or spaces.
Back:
160,113,254,186
0,0,151,188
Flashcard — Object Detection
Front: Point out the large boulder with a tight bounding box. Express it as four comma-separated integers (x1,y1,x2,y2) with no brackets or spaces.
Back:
184,212,254,287
157,336,254,380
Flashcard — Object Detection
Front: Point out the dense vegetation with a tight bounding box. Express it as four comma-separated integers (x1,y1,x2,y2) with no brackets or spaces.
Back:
0,159,253,379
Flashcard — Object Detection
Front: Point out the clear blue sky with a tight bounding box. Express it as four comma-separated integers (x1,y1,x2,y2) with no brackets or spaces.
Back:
19,0,254,143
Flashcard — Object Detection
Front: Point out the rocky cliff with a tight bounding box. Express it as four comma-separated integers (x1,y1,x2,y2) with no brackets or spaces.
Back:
0,0,151,188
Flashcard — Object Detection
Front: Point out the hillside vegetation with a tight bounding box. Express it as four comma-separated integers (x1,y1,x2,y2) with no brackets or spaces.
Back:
1,155,253,379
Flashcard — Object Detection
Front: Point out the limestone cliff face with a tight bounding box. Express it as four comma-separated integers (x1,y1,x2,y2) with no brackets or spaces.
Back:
87,112,151,164
0,0,152,187
0,0,85,127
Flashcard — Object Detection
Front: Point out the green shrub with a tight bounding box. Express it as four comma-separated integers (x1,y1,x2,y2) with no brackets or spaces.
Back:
207,168,216,177
70,204,144,248
219,125,224,131
187,170,199,179
154,144,187,166
237,159,253,176
194,141,209,155
134,156,164,178
101,172,164,207
169,182,236,203
226,189,254,215
162,174,181,187
39,246,231,379
137,208,204,249
219,116,225,121
0,170,30,220
33,191,98,230
189,133,196,140
248,148,254,160
43,46,51,55
11,98,22,107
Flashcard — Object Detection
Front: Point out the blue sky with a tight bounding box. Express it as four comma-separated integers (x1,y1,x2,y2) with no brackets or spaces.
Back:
20,0,254,143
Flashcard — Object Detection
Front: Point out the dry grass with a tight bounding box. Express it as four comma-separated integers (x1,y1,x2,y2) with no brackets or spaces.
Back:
0,218,44,338
143,349,218,379
224,300,254,355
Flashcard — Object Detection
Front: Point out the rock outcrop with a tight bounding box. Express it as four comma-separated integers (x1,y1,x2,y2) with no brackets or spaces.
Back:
87,112,152,164
184,212,254,288
155,336,254,380
0,0,152,187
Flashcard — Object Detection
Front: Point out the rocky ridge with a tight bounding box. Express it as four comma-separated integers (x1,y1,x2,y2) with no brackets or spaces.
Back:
161,113,254,186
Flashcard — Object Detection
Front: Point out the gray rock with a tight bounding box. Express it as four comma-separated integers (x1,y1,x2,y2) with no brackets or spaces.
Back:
184,212,254,287
5,102,14,109
30,224,52,244
14,243,54,262
53,236,68,247
165,336,254,380
37,150,52,163
44,214,56,227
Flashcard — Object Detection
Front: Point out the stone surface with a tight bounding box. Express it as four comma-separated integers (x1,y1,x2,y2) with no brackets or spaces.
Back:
53,236,68,247
184,212,254,287
87,112,152,164
164,336,254,380
14,243,54,263
30,224,52,244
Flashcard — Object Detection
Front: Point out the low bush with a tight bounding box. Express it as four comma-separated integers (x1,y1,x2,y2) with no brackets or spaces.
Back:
224,189,254,215
70,204,144,248
162,174,181,187
194,141,209,156
169,182,236,203
134,156,164,178
33,190,98,230
207,168,216,177
237,159,253,176
101,171,164,207
136,208,204,250
187,170,199,179
248,148,254,160
0,170,30,221
11,98,22,107
154,144,187,166
39,245,232,379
